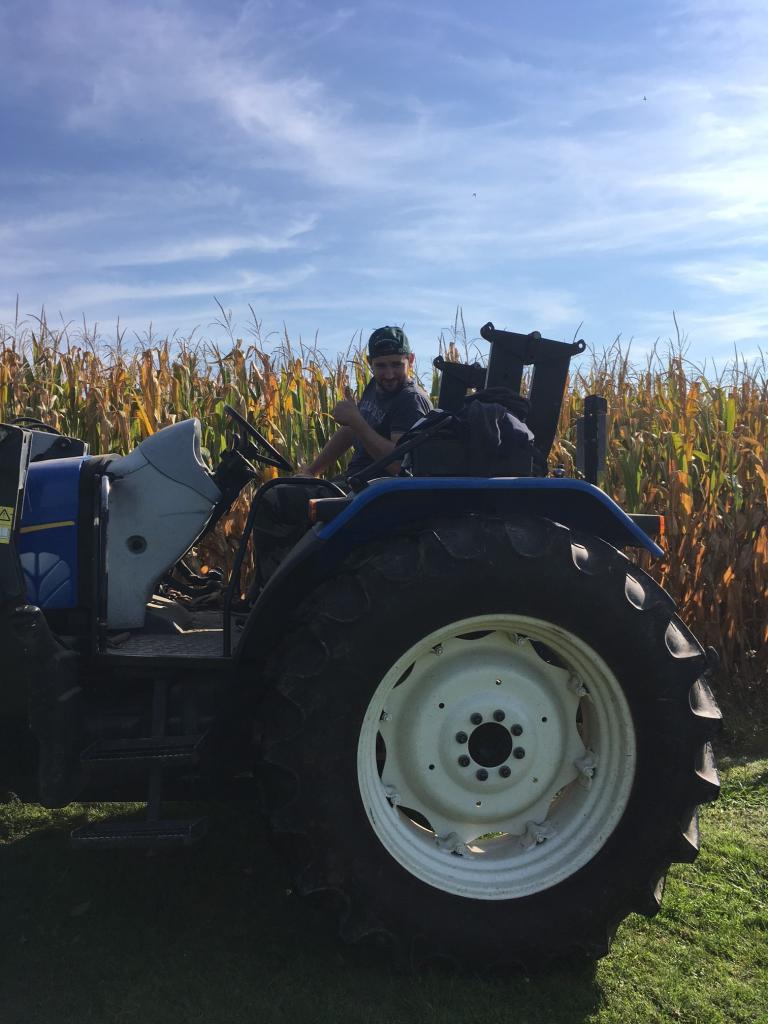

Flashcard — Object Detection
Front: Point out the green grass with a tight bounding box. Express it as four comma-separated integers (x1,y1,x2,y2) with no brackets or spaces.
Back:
1,756,766,1024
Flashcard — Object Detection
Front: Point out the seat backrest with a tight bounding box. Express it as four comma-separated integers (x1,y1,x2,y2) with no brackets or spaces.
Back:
109,418,220,502
105,419,221,628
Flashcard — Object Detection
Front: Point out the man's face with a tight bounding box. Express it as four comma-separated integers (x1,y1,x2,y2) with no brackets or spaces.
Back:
370,353,413,393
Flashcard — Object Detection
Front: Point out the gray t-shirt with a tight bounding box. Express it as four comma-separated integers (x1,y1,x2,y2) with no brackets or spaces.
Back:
346,379,432,476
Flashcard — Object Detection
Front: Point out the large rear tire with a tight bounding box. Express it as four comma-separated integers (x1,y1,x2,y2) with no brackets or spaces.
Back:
260,515,721,968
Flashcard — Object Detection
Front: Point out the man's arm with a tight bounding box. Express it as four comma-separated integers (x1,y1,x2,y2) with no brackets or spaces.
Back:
297,425,356,477
331,400,403,474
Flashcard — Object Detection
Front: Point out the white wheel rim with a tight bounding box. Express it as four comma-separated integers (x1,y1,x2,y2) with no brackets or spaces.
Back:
357,615,636,900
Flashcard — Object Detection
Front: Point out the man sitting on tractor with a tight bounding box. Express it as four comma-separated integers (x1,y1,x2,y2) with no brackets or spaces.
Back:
297,326,432,482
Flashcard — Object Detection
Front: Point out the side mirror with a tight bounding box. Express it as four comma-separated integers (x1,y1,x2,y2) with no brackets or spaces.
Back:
575,395,607,485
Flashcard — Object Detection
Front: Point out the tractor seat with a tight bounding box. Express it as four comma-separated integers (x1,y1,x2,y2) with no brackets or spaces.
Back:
108,418,220,502
104,419,222,629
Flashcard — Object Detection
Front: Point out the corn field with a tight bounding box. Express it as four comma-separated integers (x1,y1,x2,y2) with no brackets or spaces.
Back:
1,316,765,709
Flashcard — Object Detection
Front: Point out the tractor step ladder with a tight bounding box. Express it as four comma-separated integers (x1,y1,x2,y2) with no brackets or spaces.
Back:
70,679,209,850
80,734,205,767
70,816,208,849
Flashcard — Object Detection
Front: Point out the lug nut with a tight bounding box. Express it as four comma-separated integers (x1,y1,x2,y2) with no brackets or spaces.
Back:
493,709,505,722
470,712,483,725
513,747,526,759
499,765,511,778
476,769,488,781
511,724,523,736
455,731,468,744
458,755,470,767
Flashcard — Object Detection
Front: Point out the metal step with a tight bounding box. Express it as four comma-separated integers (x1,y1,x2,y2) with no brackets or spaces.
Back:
80,734,206,767
70,816,208,849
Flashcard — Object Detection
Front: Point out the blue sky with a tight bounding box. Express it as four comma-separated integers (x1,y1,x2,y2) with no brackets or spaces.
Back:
2,0,767,363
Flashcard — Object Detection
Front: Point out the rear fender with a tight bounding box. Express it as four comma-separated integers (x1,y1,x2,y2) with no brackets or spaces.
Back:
236,477,662,666
319,477,662,553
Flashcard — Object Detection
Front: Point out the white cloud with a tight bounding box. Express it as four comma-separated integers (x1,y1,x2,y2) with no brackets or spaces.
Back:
2,0,768,357
106,215,320,267
637,306,768,354
674,259,768,295
56,263,316,308
0,207,111,244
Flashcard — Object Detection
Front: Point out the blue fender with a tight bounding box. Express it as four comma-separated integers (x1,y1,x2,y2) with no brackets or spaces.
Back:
236,476,662,665
18,457,87,608
318,477,663,555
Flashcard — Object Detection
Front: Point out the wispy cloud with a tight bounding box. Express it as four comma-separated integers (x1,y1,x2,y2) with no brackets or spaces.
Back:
1,0,767,354
107,216,320,268
675,259,768,295
635,305,768,359
56,264,316,308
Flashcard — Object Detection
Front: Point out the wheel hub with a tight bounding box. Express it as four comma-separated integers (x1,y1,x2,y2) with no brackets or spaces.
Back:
467,722,513,767
376,632,583,835
357,614,637,900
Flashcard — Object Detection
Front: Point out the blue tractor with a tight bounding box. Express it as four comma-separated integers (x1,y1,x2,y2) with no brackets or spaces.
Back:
0,324,721,968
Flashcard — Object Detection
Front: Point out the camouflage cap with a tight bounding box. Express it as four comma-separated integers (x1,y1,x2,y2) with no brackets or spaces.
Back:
368,326,411,358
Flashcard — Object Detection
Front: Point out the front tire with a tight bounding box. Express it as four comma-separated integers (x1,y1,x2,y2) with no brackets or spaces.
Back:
261,515,721,968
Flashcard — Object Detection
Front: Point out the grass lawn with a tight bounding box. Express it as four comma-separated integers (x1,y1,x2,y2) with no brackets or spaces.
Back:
1,755,766,1024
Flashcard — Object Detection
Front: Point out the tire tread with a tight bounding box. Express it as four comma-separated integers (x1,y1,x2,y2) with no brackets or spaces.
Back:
259,513,722,968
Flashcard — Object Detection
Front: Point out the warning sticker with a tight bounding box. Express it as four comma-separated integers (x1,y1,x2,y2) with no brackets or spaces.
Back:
0,505,14,544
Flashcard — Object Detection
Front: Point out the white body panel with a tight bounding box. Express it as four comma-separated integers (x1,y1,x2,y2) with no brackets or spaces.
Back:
105,419,221,628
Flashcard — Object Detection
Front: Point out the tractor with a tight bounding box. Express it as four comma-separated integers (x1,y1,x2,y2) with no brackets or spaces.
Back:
0,323,721,968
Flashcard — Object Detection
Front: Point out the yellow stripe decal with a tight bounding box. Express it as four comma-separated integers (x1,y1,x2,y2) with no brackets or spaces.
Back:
19,520,76,535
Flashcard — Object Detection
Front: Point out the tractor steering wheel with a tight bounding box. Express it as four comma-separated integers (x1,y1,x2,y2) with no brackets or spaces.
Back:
224,404,294,473
10,417,62,435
